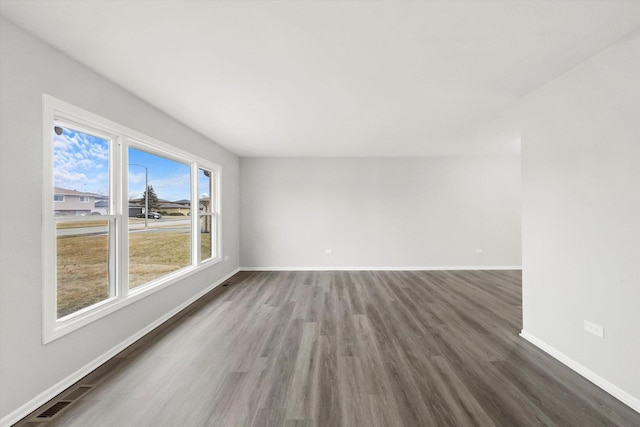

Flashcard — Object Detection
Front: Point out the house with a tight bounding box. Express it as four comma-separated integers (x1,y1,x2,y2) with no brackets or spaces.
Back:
127,204,143,218
158,201,190,216
53,187,107,216
128,198,192,216
0,2,638,425
93,200,109,216
156,198,210,216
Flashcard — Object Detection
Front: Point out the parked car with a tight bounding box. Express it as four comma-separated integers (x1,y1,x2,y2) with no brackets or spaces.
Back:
136,212,162,219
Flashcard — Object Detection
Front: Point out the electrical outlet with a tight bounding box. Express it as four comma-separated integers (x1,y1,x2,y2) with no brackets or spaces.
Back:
325,249,333,255
584,320,604,338
224,255,229,261
475,248,483,254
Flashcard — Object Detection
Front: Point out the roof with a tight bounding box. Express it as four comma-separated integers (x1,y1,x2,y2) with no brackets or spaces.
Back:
159,202,190,209
54,187,103,197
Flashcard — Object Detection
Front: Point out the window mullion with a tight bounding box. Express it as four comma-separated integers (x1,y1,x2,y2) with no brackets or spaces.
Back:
214,170,220,260
192,162,199,266
118,137,129,299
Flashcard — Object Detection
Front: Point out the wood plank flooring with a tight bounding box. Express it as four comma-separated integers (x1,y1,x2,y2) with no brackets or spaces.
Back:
16,271,640,426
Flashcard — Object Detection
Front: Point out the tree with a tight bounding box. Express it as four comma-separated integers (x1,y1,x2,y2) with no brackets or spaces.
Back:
142,185,161,212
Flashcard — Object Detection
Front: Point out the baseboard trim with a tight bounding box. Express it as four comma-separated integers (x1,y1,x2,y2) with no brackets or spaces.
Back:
0,268,240,427
240,265,522,272
520,330,640,414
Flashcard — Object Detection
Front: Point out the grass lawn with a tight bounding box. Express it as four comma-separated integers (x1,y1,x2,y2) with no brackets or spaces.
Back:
56,233,110,318
128,230,191,289
56,226,210,318
56,219,107,229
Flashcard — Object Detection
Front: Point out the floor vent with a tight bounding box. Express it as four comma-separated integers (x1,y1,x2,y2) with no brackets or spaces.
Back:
36,401,71,419
29,385,93,422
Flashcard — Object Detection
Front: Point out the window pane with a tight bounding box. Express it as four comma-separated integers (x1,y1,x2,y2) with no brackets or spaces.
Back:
56,219,111,318
200,215,212,260
53,126,110,216
199,168,213,261
128,148,192,288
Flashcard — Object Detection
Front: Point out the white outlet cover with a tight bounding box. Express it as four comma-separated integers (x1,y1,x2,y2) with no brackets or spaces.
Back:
584,320,604,338
325,249,333,254
475,248,483,253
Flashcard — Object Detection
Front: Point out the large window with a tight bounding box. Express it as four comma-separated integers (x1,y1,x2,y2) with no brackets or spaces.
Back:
128,147,192,289
51,125,114,318
43,96,221,342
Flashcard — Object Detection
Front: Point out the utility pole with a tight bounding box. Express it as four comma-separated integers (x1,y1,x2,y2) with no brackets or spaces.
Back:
130,164,149,227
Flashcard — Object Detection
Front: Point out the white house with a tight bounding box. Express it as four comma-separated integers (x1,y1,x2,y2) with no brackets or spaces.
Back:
53,187,107,216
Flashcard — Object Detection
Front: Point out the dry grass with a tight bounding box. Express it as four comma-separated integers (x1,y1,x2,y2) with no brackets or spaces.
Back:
56,227,210,318
128,230,191,288
56,234,110,318
200,231,212,261
56,220,107,229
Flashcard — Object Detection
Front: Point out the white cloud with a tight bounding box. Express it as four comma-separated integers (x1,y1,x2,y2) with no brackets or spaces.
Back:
148,173,191,201
54,169,88,189
53,129,109,194
128,171,146,184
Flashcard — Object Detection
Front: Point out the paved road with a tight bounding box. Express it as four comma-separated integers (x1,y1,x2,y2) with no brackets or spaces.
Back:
57,218,192,236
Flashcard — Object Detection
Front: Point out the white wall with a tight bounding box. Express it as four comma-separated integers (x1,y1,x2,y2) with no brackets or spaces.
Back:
241,157,521,269
0,18,240,423
520,32,640,408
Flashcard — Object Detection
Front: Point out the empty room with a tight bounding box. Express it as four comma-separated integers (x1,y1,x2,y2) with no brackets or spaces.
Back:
0,1,639,426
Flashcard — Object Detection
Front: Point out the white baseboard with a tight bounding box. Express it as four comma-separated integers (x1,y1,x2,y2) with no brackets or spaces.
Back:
520,330,640,414
240,265,522,272
0,268,240,427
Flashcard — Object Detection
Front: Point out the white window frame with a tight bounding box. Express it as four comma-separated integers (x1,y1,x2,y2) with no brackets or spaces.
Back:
43,95,222,343
198,167,219,263
54,194,64,202
79,196,89,203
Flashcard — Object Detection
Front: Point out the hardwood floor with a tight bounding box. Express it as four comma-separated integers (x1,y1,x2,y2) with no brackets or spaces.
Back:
16,271,640,426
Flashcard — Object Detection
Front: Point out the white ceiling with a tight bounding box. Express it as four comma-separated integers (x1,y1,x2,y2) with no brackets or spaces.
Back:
1,1,639,157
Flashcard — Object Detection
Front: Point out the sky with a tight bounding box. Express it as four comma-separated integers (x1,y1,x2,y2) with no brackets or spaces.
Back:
53,127,109,195
128,147,191,201
54,127,211,202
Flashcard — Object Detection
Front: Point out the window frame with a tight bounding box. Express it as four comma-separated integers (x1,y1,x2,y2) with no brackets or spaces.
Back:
198,167,219,263
43,95,222,343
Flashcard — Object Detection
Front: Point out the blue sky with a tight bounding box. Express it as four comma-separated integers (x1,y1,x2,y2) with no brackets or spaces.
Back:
128,148,191,201
54,127,210,202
